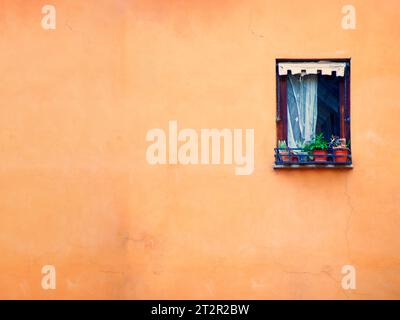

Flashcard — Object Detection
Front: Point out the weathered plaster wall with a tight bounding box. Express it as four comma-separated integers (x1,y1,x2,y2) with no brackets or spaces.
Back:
0,0,399,299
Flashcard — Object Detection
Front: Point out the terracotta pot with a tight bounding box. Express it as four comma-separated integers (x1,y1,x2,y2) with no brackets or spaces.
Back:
334,149,349,162
313,149,328,162
279,151,290,162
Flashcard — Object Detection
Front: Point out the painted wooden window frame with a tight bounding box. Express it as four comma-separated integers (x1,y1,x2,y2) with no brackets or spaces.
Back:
275,58,351,162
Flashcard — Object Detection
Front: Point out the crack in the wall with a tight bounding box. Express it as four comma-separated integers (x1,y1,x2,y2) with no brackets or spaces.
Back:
248,11,265,38
65,20,73,31
99,270,124,275
271,259,350,299
122,234,156,249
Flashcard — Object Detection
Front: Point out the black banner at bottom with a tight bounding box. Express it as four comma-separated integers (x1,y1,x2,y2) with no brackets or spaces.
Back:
1,300,397,318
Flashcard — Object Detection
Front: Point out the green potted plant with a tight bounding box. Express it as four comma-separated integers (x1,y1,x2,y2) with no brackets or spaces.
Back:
330,136,349,163
304,133,329,162
277,140,290,162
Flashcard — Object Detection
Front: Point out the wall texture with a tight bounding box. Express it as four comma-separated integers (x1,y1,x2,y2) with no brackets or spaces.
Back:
0,0,399,299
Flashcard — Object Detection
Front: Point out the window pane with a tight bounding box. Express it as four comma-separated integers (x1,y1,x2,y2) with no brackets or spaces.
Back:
316,75,340,140
286,74,318,148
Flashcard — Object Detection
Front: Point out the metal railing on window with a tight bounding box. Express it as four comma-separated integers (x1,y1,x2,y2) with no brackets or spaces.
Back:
274,148,352,166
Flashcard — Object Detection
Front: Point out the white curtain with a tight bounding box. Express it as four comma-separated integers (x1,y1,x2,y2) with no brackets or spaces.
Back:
287,74,318,148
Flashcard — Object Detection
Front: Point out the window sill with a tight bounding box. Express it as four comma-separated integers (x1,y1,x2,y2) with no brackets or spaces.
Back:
273,164,353,169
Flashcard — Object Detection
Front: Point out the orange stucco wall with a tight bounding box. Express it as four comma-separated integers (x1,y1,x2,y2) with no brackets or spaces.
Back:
1,0,399,299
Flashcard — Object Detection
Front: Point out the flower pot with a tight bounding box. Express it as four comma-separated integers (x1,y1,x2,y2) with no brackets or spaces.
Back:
313,149,328,162
279,151,290,162
334,148,349,163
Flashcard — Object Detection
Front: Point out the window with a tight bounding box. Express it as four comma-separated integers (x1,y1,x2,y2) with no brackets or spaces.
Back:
275,59,352,168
